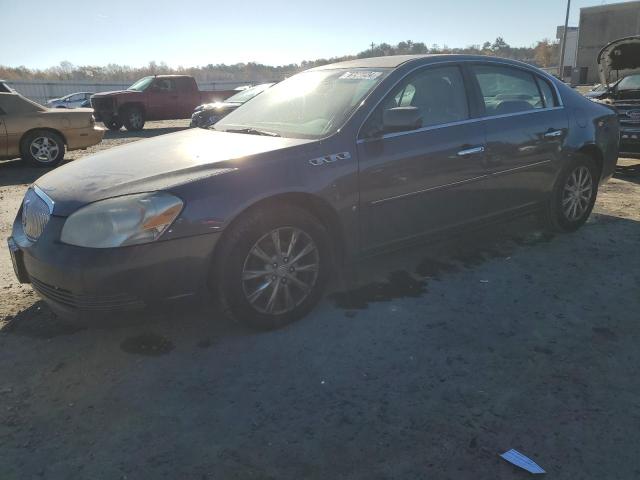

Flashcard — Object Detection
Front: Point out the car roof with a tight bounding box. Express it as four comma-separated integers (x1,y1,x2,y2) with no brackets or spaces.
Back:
310,54,538,71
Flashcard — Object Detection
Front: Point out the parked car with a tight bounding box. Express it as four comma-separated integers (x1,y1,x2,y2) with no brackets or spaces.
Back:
191,83,275,128
9,55,619,330
0,80,15,93
91,75,235,131
583,80,620,99
0,92,104,167
46,92,94,109
595,36,640,154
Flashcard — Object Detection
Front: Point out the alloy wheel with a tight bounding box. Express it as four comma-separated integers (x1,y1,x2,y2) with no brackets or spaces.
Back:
29,136,60,164
562,165,593,221
241,227,320,315
129,111,143,129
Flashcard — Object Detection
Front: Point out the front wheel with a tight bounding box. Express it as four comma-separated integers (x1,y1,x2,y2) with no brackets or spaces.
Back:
214,205,331,330
543,153,599,232
103,118,123,131
123,107,145,131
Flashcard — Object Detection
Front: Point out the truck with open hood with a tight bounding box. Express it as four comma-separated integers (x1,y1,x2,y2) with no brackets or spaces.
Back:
596,36,640,154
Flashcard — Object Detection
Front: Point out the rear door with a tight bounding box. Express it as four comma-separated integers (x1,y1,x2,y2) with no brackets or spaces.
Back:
468,64,568,213
174,77,199,118
0,106,7,157
357,64,490,252
146,78,178,119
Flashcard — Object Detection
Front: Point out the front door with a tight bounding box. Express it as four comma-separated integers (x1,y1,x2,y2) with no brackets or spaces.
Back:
357,65,489,252
468,64,568,213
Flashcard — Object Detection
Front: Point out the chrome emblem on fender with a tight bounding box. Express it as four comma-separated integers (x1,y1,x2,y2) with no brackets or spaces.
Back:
308,152,351,166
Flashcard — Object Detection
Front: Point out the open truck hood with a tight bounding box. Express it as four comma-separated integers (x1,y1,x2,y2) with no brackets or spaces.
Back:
598,36,640,86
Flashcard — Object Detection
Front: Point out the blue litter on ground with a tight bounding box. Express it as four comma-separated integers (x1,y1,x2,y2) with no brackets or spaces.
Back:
500,449,546,474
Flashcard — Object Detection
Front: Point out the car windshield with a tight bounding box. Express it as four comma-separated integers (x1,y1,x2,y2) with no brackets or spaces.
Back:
0,94,46,113
618,74,640,91
224,83,275,104
128,76,154,91
215,68,390,139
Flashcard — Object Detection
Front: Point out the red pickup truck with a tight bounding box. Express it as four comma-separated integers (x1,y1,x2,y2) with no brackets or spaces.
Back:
90,75,234,131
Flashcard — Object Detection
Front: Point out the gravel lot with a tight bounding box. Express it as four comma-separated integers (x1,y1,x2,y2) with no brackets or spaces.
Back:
0,121,639,479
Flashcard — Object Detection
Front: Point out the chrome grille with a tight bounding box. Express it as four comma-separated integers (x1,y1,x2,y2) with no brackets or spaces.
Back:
31,277,144,311
21,188,51,241
615,102,640,126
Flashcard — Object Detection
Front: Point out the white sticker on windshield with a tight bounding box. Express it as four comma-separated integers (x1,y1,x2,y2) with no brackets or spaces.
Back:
339,71,383,80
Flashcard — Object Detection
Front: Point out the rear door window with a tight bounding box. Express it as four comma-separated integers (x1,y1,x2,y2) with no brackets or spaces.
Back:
472,65,545,116
536,77,557,108
154,79,176,92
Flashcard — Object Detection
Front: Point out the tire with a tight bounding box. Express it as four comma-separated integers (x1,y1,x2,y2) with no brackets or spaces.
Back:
542,153,599,232
213,205,332,330
103,118,123,131
123,106,145,131
20,130,65,167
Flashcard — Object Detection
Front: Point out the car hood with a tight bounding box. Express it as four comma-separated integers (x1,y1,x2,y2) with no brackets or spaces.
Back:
197,101,241,112
35,128,313,216
91,90,143,98
584,90,606,99
598,36,640,85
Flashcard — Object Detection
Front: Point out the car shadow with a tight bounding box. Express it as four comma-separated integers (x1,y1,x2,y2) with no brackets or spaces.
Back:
4,211,636,342
614,162,640,185
103,126,188,140
0,158,61,187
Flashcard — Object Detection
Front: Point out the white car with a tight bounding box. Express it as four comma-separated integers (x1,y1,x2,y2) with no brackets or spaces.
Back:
46,92,93,109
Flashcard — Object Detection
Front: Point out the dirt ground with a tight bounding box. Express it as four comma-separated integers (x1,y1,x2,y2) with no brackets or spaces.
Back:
0,121,639,479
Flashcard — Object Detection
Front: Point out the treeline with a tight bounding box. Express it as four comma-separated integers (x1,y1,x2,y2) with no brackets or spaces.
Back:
0,38,558,83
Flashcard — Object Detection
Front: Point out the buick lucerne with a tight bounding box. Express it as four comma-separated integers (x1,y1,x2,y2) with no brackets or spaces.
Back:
9,55,619,329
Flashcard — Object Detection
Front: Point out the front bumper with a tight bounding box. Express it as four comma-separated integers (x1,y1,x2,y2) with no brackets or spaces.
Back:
190,110,220,128
620,128,640,155
9,212,221,321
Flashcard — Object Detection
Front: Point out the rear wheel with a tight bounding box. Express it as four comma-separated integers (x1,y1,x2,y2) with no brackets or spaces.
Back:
543,153,599,232
20,130,65,167
214,205,331,330
123,107,145,131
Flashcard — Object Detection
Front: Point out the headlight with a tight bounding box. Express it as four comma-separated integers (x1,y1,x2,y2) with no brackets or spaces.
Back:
60,192,183,248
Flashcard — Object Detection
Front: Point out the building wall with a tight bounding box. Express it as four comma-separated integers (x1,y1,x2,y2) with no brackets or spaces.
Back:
575,0,640,84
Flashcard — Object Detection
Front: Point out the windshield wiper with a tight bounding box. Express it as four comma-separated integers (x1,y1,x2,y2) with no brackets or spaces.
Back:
223,127,281,137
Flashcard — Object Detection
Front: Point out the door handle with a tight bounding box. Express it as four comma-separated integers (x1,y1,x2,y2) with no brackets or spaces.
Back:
457,146,485,157
544,129,563,138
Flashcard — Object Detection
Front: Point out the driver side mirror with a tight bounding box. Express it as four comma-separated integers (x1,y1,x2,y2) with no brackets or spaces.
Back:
383,106,422,133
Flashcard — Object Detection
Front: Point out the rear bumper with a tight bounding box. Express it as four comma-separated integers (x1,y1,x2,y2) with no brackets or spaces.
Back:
66,126,104,150
10,213,221,321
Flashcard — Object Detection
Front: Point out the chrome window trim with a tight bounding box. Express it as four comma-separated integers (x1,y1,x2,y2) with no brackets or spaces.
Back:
356,58,565,142
370,159,552,206
33,184,55,214
357,106,565,144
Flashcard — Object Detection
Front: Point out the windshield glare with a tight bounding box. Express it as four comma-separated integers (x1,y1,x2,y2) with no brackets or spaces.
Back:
618,75,640,91
128,76,154,91
225,83,274,104
215,68,389,139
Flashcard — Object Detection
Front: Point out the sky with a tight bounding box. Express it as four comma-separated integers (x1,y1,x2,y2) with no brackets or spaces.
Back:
0,0,637,69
